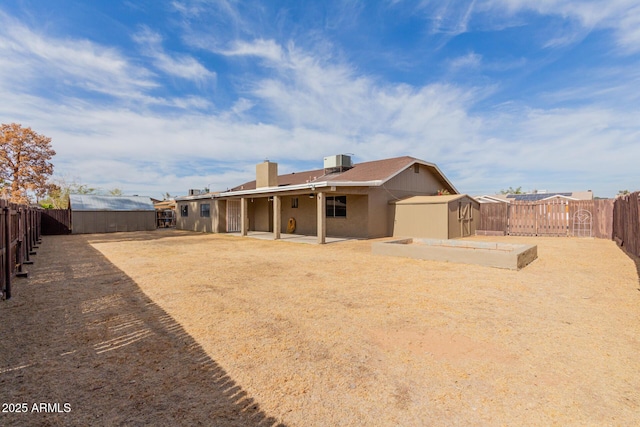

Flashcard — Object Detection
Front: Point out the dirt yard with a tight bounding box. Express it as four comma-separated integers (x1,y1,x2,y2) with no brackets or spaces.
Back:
1,230,639,426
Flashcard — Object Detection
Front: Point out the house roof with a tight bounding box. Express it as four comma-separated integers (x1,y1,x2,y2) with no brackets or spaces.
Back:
506,192,573,201
175,155,458,201
219,156,455,193
476,191,594,203
474,195,510,203
231,156,431,191
69,195,155,211
392,194,477,205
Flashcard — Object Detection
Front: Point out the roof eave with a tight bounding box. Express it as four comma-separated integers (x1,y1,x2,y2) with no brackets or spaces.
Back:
176,180,386,200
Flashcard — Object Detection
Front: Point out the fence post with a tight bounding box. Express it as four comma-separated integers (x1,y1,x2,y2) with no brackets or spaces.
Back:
3,204,11,299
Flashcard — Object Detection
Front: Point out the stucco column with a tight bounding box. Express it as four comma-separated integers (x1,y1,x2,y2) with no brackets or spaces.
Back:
317,192,326,244
241,197,248,236
273,195,281,240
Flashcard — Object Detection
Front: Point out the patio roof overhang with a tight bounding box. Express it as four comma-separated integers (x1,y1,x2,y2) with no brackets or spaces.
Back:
175,180,385,201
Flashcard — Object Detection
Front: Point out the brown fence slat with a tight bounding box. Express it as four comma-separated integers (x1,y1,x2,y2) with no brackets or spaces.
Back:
478,203,508,232
536,199,569,236
1,201,41,300
613,192,640,257
479,199,616,239
41,209,71,235
509,201,538,236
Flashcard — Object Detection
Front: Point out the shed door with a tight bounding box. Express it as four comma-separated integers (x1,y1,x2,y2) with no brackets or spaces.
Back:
226,200,241,232
458,202,472,237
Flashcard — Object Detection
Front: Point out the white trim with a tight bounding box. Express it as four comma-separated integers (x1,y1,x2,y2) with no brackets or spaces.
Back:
176,181,385,201
540,195,578,201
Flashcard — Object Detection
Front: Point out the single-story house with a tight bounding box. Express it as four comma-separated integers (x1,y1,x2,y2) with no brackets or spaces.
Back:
176,155,462,243
390,194,480,239
69,194,156,234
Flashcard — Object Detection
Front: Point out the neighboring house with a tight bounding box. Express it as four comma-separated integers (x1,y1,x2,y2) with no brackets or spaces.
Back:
475,191,593,203
69,194,156,234
175,155,462,243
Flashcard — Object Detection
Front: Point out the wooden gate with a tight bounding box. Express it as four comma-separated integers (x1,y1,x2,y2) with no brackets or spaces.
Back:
509,200,571,236
478,202,508,234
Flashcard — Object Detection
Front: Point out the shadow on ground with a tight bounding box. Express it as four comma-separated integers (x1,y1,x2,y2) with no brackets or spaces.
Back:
79,228,199,244
0,235,285,426
619,246,640,290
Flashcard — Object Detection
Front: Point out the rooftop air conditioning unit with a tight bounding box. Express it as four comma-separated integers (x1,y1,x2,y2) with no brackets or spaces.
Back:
324,154,353,169
188,189,201,196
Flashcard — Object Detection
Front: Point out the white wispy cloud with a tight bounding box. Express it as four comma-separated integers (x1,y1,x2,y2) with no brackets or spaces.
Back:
425,0,478,35
221,39,285,63
0,11,156,98
487,0,640,53
448,52,482,70
133,26,216,84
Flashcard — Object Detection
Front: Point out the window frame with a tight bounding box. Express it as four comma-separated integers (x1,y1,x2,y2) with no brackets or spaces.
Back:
200,203,210,218
326,195,347,218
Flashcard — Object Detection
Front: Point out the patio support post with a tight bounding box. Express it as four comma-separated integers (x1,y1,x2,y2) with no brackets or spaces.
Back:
241,197,248,236
273,195,281,240
317,192,326,244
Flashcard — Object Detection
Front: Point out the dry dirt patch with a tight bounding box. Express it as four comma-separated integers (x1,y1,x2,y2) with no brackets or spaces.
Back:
2,230,639,425
86,231,639,425
0,232,282,426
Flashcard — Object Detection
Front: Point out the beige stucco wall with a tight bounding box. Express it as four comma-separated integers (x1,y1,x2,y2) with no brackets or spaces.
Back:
175,200,225,233
367,188,394,238
377,164,448,237
326,194,368,238
384,164,444,196
256,161,278,188
248,198,272,232
279,195,317,235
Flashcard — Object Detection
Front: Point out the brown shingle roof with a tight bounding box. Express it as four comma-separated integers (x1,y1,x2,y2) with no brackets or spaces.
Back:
230,156,419,191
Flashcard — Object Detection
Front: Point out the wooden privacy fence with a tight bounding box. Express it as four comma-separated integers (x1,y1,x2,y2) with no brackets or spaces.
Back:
479,199,614,238
613,192,640,258
0,200,42,300
41,208,72,235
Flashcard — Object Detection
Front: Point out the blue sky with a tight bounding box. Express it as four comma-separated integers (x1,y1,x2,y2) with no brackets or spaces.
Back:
1,0,638,199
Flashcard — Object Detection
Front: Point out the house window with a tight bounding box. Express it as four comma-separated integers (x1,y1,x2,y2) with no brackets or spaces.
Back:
414,164,420,173
326,196,347,217
291,197,299,208
180,205,188,217
200,203,210,218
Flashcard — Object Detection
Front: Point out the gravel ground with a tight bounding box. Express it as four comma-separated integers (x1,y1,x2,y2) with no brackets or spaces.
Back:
2,230,639,426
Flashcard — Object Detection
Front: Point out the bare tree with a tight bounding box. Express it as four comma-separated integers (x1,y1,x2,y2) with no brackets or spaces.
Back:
40,177,99,209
